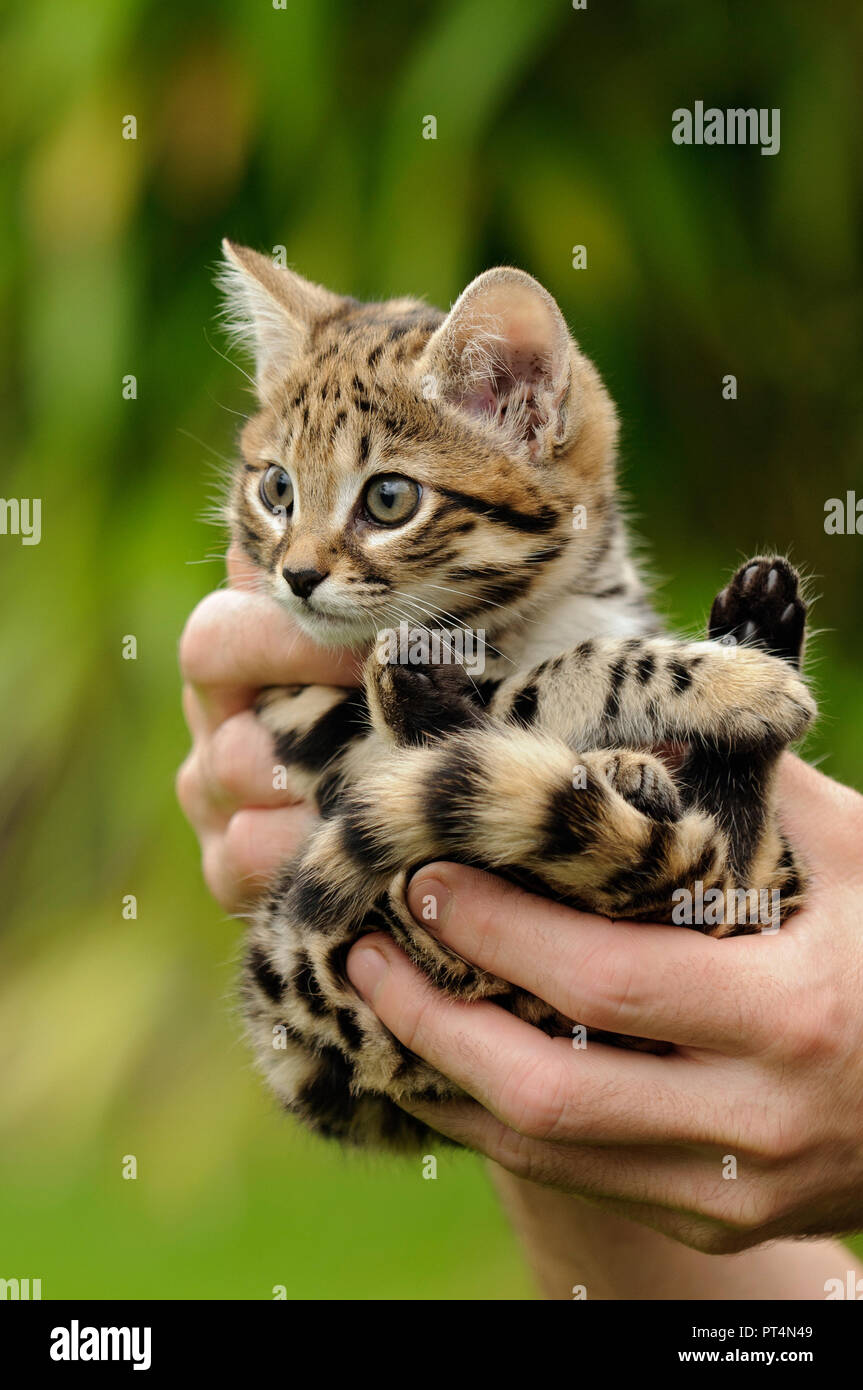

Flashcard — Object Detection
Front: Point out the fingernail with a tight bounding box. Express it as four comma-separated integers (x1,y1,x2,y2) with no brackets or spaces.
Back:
347,944,388,1000
407,875,451,933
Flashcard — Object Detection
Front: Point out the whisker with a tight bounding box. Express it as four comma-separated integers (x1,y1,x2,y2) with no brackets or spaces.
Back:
424,581,541,627
178,427,236,469
204,326,256,389
391,590,515,668
386,595,489,695
206,391,249,419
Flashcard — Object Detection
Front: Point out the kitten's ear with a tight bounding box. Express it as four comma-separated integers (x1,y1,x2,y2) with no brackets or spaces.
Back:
218,240,347,396
420,268,573,461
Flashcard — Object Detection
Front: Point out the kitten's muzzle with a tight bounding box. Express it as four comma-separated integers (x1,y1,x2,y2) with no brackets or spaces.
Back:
283,566,328,600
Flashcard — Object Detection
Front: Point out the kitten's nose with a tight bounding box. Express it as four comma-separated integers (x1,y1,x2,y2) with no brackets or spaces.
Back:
282,566,328,600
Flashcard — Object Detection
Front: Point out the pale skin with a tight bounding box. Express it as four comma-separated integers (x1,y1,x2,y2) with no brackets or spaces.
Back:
178,548,863,1299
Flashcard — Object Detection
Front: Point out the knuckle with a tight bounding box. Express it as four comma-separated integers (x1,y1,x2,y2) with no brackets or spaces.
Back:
582,940,641,1029
678,1182,777,1250
391,988,440,1059
750,1107,812,1164
491,1126,548,1184
175,754,199,819
780,999,832,1066
843,793,863,854
208,716,252,802
687,1223,755,1256
691,1153,802,1243
178,591,229,683
701,1179,776,1233
720,1190,778,1239
783,978,848,1066
222,809,262,888
497,1054,569,1140
201,838,230,909
459,891,513,975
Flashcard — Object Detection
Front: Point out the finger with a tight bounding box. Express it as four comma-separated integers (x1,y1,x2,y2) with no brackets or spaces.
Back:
202,804,319,913
181,683,209,741
178,588,363,730
176,748,230,838
402,1097,765,1248
202,709,309,811
346,935,743,1148
226,543,263,593
406,865,783,1054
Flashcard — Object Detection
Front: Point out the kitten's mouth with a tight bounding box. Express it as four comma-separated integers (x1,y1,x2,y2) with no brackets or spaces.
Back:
303,604,347,624
288,596,383,648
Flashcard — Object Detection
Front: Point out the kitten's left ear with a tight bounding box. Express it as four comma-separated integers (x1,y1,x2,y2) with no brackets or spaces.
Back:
419,267,573,461
218,239,348,396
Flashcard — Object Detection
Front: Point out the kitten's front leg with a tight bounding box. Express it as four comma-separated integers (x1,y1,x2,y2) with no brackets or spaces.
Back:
685,556,811,886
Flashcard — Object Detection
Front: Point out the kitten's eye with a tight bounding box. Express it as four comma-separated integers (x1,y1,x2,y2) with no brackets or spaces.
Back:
259,465,293,514
363,474,421,526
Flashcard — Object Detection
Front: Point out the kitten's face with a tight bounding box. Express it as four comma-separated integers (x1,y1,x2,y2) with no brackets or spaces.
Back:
222,244,618,648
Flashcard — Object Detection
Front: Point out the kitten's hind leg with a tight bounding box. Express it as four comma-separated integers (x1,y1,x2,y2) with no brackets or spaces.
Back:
279,726,722,934
709,556,807,669
682,556,810,885
242,977,441,1150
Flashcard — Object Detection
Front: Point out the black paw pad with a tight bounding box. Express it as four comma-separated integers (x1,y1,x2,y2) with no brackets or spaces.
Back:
708,557,807,668
373,657,484,745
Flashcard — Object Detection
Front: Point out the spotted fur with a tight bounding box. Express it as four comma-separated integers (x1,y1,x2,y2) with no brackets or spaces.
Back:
217,243,816,1150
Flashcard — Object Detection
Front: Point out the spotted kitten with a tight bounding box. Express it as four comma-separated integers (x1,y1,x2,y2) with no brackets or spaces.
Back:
218,240,815,1151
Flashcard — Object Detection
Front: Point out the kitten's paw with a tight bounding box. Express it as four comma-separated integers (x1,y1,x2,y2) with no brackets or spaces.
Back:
599,750,682,822
709,556,807,668
365,637,484,745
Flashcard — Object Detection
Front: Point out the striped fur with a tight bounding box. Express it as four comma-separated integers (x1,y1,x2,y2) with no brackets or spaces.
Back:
218,245,815,1149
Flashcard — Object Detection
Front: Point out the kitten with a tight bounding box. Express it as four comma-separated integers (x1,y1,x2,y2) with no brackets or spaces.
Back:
218,241,814,1150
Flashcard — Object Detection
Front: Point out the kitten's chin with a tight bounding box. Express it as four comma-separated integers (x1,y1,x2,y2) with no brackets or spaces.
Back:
291,603,379,650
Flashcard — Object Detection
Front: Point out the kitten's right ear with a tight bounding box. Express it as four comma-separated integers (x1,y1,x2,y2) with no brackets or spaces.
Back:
418,267,574,462
218,240,347,396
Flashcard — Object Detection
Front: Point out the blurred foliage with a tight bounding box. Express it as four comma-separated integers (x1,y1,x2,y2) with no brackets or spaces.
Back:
1,0,861,1299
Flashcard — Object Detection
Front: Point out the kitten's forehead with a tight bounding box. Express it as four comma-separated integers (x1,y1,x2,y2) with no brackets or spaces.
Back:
239,290,589,535
263,303,456,502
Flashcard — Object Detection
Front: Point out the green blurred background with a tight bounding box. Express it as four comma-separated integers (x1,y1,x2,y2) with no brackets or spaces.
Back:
1,0,862,1300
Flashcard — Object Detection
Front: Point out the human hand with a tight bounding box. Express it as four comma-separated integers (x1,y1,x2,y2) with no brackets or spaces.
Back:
347,755,863,1254
176,546,361,912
